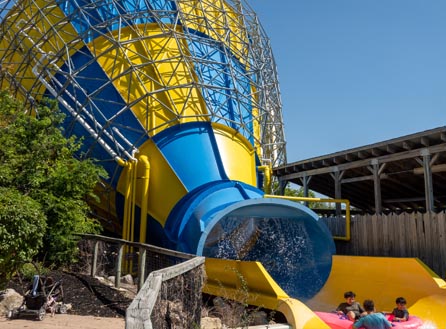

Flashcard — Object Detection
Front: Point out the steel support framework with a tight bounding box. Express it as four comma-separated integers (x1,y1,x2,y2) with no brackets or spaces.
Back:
0,0,286,170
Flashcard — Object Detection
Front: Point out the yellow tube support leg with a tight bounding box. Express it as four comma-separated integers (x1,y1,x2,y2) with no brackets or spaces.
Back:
138,155,150,244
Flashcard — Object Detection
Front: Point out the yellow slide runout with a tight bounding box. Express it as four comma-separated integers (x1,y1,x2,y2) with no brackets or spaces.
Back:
203,258,330,328
307,255,446,328
204,255,446,328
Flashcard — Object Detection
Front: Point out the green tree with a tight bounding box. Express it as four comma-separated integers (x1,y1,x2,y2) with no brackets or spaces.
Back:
0,187,46,287
0,91,107,276
273,182,333,209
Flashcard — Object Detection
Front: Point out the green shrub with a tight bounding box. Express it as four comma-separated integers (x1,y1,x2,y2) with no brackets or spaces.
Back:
0,187,46,288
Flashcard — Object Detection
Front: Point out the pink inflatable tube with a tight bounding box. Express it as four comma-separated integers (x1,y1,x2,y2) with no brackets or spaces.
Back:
315,312,423,329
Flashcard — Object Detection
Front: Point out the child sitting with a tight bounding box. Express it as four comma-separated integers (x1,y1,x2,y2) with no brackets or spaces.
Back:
336,291,366,321
390,297,409,322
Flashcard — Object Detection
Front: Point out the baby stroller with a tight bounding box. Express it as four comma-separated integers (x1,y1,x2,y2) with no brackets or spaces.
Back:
8,275,67,321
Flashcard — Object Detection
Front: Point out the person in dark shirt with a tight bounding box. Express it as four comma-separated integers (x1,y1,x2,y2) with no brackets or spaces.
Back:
336,291,366,321
391,297,409,322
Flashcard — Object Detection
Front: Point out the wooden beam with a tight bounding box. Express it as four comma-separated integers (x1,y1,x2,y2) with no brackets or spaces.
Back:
345,153,356,162
403,141,414,150
301,163,309,170
383,196,425,203
370,161,382,214
332,170,343,217
421,136,430,146
300,175,312,206
386,144,398,153
342,174,372,184
422,153,434,212
279,179,287,195
371,148,382,157
341,173,389,184
414,163,446,175
378,163,387,175
430,153,439,166
386,176,421,195
333,157,343,164
277,143,446,181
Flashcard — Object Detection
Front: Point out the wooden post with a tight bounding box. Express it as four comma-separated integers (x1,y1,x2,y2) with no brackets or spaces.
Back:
91,240,99,277
115,243,124,288
369,159,383,214
279,179,287,195
331,169,344,218
300,175,312,207
422,150,434,212
138,247,147,291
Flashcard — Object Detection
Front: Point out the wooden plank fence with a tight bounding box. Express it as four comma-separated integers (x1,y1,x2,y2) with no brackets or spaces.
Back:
324,212,446,279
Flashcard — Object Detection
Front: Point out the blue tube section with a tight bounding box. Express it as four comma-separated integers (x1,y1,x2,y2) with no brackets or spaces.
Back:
142,121,336,300
156,183,336,300
201,198,335,300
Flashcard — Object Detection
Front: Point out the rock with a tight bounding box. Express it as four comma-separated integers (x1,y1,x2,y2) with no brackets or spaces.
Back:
0,289,23,316
201,316,222,329
212,297,244,327
121,274,133,285
250,310,268,325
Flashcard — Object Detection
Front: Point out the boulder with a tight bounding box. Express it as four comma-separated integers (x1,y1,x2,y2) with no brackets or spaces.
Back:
201,316,223,329
0,289,23,316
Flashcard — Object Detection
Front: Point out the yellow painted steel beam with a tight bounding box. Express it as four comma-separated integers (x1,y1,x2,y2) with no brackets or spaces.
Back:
117,139,188,227
90,24,209,136
257,165,272,194
138,155,150,244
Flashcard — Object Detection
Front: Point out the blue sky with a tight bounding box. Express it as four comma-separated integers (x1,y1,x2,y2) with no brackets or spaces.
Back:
249,1,446,163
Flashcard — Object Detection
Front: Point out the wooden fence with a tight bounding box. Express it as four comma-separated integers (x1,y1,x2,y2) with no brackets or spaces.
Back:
323,212,446,279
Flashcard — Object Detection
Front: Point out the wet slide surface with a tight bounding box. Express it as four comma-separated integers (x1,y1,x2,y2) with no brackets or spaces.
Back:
307,255,446,328
204,255,446,328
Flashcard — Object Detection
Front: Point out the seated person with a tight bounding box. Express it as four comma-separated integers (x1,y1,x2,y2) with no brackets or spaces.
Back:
353,299,392,329
336,291,366,321
391,297,409,322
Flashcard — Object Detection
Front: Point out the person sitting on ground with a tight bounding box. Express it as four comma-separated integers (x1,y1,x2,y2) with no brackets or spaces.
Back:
353,299,392,329
336,291,366,321
390,297,409,322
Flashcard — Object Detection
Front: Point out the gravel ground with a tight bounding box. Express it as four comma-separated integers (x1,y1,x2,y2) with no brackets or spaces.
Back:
0,314,125,329
2,271,132,329
6,270,133,318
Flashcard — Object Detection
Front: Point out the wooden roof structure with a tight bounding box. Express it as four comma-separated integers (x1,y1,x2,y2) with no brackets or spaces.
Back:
273,126,446,214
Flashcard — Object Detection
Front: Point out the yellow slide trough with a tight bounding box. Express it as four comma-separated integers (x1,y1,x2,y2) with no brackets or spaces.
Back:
204,255,446,328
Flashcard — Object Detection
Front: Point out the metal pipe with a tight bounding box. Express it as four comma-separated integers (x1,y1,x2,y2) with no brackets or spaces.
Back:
138,155,150,244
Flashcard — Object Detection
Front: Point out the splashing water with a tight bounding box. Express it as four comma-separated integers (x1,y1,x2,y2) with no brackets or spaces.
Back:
203,215,332,300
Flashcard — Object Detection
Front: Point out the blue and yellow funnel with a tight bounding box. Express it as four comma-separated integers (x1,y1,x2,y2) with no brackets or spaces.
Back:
0,0,334,300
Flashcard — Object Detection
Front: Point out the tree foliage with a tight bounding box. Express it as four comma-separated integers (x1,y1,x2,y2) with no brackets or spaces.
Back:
0,187,46,287
0,91,107,280
274,182,333,209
